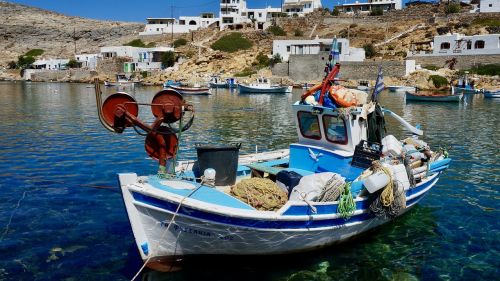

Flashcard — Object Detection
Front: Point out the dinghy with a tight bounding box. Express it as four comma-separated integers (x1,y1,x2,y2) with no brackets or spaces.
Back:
93,60,451,271
166,84,211,95
387,85,416,93
484,90,500,98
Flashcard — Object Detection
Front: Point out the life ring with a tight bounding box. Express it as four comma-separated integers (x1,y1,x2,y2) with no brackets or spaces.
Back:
329,86,357,107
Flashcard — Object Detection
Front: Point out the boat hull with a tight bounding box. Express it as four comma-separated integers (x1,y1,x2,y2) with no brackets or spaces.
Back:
119,171,440,262
167,85,211,95
406,92,462,102
209,82,228,88
238,84,292,94
484,91,500,98
452,86,481,94
387,86,416,93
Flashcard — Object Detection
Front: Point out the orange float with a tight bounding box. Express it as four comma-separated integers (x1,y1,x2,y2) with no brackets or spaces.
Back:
329,86,357,107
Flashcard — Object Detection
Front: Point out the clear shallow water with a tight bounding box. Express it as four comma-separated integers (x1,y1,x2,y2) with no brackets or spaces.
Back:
0,82,498,280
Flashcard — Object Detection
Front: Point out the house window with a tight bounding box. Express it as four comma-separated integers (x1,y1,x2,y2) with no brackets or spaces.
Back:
467,41,472,49
287,46,290,52
258,13,262,17
440,42,450,50
489,4,492,7
323,115,348,144
474,40,485,49
297,111,322,140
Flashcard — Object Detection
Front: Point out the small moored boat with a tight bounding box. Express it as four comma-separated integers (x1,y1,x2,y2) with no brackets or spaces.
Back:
484,90,500,98
167,84,211,95
387,85,416,93
104,74,138,87
238,77,292,94
405,91,462,102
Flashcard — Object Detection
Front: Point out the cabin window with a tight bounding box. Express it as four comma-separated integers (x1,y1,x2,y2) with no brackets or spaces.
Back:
440,42,450,50
323,115,348,144
297,111,322,140
474,40,485,49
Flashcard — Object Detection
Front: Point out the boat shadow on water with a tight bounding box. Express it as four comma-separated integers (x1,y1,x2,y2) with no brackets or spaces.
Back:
136,205,440,281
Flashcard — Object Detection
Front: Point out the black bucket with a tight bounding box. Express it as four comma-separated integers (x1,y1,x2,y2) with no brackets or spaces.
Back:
195,143,241,186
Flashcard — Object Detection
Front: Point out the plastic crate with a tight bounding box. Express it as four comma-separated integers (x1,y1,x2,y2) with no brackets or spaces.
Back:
351,140,383,169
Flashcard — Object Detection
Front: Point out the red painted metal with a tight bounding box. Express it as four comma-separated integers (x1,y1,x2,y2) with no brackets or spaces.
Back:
101,92,139,131
151,89,184,122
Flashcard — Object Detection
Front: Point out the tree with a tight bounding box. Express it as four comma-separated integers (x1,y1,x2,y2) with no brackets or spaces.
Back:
17,55,35,69
363,43,376,58
124,39,147,47
161,51,176,68
370,7,383,16
269,53,282,66
445,3,461,14
331,7,340,16
66,59,80,68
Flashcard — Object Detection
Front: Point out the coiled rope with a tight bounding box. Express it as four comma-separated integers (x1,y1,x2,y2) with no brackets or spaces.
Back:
318,174,345,202
231,178,288,211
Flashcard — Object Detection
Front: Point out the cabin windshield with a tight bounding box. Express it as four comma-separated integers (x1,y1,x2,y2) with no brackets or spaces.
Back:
297,111,321,140
323,115,348,144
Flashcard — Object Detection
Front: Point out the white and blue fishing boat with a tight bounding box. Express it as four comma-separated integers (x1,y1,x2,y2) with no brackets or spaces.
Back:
93,59,451,271
238,77,292,94
387,85,416,93
452,73,482,94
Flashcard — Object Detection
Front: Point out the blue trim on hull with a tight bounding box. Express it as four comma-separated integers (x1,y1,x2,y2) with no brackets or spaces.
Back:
131,176,437,230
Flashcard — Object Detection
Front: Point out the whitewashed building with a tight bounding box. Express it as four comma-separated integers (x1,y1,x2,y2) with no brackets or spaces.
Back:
337,0,403,14
139,13,218,35
100,46,175,71
33,59,70,70
282,0,322,16
273,37,365,61
408,33,500,56
480,0,500,12
75,53,100,70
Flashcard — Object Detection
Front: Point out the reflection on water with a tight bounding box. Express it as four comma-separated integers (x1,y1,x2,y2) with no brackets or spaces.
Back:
0,82,498,280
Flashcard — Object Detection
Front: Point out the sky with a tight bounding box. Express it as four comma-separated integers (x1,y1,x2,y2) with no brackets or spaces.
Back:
8,0,419,22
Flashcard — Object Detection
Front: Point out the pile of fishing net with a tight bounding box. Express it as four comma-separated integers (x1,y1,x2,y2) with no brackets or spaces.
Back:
360,161,407,219
231,178,288,211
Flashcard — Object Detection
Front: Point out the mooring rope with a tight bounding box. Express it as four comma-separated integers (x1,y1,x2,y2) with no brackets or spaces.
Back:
337,182,356,219
130,184,202,281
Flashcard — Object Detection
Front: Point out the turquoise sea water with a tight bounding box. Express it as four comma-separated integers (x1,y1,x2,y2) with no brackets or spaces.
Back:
0,82,498,280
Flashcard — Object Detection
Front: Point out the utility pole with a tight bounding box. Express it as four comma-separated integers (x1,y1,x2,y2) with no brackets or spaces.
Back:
73,27,77,55
171,2,174,46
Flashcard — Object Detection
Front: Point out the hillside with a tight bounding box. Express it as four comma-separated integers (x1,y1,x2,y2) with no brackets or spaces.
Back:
0,1,144,66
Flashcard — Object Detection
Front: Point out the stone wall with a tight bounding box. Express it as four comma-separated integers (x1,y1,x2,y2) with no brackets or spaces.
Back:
30,70,98,82
272,54,409,81
409,54,500,69
96,57,130,73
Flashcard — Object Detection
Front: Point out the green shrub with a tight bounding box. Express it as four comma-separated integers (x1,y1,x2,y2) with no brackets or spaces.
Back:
146,42,156,47
141,71,148,78
467,64,500,76
269,53,282,66
370,7,383,16
387,45,395,51
17,55,35,69
445,3,461,14
211,32,253,52
25,49,44,57
66,59,80,68
124,39,147,47
267,25,286,36
255,52,269,67
429,75,448,88
395,51,407,58
472,18,500,27
363,43,376,58
173,38,187,48
423,65,440,71
331,7,340,16
294,29,303,37
234,67,256,77
161,51,176,68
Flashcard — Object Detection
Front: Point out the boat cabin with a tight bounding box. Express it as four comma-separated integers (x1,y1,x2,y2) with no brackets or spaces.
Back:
293,102,367,154
256,77,271,86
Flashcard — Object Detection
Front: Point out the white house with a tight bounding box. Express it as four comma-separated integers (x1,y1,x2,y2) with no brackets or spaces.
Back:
480,0,500,12
33,59,70,70
139,13,218,35
282,0,322,17
75,53,100,70
337,0,403,14
273,37,365,61
100,46,175,71
409,33,500,56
